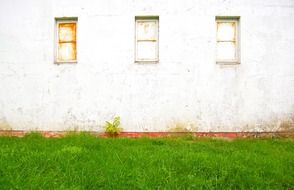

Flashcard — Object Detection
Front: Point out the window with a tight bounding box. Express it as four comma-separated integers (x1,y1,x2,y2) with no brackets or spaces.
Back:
135,16,159,63
216,17,240,64
55,18,77,63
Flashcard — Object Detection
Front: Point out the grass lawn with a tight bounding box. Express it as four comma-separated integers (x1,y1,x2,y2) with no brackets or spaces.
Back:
0,133,293,189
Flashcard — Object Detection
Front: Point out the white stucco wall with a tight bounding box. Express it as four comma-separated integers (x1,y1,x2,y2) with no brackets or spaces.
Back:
0,0,294,132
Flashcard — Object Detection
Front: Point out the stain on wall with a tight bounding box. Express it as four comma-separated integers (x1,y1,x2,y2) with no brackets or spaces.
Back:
0,117,12,130
278,118,294,132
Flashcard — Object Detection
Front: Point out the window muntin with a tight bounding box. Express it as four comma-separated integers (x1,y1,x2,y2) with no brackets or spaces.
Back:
135,17,159,62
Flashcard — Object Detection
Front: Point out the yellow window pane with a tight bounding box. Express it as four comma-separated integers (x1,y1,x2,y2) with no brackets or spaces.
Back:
59,23,76,42
137,21,157,40
58,43,76,61
217,22,235,41
216,42,236,60
137,41,157,61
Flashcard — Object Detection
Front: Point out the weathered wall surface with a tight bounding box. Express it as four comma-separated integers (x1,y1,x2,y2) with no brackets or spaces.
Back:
0,0,294,132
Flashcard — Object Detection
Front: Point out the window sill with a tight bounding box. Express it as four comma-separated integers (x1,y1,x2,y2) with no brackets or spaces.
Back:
55,61,77,65
216,61,240,65
135,60,159,64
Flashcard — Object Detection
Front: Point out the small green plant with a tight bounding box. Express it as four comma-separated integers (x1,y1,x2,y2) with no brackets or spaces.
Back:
105,116,122,137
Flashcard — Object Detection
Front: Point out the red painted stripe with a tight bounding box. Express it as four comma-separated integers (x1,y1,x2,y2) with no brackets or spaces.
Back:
0,130,293,138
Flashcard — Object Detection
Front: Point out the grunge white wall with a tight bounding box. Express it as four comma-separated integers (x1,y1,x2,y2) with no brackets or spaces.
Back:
0,0,294,132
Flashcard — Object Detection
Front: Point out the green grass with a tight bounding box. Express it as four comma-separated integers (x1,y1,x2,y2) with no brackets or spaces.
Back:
0,133,293,190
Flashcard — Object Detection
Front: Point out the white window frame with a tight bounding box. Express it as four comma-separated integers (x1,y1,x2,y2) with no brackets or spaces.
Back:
135,16,159,63
54,17,78,64
216,16,240,64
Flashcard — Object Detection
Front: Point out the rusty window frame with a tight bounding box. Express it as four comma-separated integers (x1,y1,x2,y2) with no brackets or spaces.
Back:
55,18,78,64
135,16,159,63
216,16,240,64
